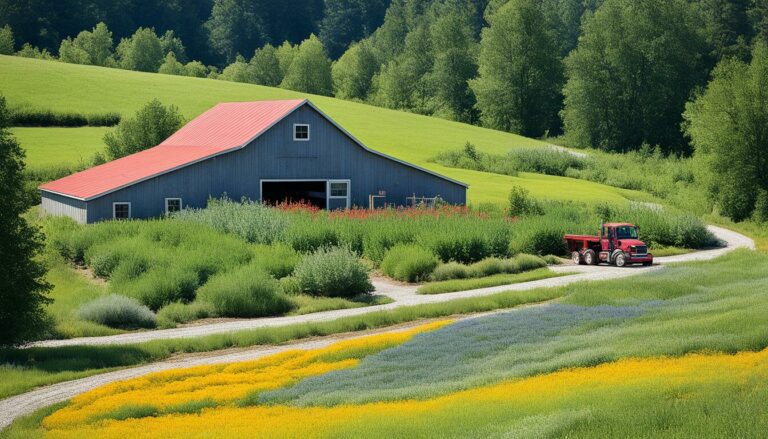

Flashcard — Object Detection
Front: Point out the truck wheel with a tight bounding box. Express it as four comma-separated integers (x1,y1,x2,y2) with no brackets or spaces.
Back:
583,249,597,265
571,251,583,265
614,253,627,267
642,261,652,266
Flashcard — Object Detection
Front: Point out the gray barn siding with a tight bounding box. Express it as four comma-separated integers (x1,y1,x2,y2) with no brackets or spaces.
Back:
41,192,87,223
45,105,466,223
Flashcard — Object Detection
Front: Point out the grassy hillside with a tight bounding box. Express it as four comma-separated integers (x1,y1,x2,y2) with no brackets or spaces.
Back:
11,127,107,168
0,55,653,205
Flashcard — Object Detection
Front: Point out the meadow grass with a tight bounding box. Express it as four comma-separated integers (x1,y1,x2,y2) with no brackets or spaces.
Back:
0,284,565,399
50,348,767,439
10,127,107,170
0,55,652,205
263,250,768,406
0,402,66,439
417,268,567,294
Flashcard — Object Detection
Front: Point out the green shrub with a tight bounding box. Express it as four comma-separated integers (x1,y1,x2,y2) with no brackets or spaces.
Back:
173,197,289,244
513,227,566,256
118,267,200,311
381,244,439,283
156,301,215,328
77,295,156,329
467,257,506,277
279,276,303,295
197,266,293,317
510,253,548,272
251,244,300,278
508,186,544,217
286,226,339,253
292,247,373,297
542,255,563,265
431,262,469,281
506,147,586,176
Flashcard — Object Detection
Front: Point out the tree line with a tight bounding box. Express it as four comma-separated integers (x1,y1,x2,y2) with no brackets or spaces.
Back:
1,0,767,220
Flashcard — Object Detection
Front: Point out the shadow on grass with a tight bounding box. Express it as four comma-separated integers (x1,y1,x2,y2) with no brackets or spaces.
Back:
0,345,154,373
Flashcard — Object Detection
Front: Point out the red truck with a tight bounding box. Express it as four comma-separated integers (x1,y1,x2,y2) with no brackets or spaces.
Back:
564,223,653,267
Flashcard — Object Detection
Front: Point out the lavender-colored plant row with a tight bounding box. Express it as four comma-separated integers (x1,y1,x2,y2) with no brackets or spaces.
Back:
262,303,650,406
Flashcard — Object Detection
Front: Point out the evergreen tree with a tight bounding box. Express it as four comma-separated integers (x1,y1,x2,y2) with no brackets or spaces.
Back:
332,41,379,100
116,27,164,72
280,35,333,96
205,0,269,63
103,99,184,159
0,25,14,55
683,43,768,221
249,44,283,87
0,96,51,347
561,0,707,154
471,0,563,136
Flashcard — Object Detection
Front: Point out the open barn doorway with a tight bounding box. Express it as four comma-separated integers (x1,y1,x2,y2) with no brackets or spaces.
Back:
261,180,327,209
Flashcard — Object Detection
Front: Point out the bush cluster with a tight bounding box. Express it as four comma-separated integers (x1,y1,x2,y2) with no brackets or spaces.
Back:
174,197,289,244
381,245,439,282
77,295,156,329
197,266,293,317
431,254,547,281
251,244,300,279
46,218,252,310
9,108,120,127
291,247,374,297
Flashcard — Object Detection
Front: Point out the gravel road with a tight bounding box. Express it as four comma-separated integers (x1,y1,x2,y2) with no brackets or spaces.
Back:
0,225,754,431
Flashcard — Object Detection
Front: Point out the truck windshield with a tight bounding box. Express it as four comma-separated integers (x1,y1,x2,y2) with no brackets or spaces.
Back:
615,226,639,239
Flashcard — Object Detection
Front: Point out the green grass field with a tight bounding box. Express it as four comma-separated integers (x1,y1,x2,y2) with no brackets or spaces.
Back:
0,55,653,205
10,127,107,169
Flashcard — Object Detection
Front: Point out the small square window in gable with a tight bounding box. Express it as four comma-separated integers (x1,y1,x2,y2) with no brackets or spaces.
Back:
294,124,310,141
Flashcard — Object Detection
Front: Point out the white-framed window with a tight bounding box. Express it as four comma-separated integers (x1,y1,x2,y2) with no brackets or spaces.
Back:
113,202,131,219
329,181,348,198
293,124,310,141
165,198,182,214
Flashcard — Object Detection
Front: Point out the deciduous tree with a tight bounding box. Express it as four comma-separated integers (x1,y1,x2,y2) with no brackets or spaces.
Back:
0,25,14,55
561,0,707,154
103,99,184,159
332,41,378,100
471,0,562,136
281,35,333,96
116,27,164,72
683,43,768,221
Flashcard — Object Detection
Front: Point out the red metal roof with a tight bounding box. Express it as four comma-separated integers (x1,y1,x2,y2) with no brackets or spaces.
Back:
40,100,306,200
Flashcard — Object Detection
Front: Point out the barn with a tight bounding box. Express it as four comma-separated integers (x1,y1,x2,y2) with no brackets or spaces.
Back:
39,99,467,223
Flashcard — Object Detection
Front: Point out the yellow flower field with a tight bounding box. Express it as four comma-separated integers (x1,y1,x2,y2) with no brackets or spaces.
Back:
42,320,451,431
41,323,768,439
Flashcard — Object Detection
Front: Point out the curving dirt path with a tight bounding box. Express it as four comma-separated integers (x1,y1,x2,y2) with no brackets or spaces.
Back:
29,226,753,349
0,226,755,431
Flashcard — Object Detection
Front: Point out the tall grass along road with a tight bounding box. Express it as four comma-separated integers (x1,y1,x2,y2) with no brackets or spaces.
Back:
27,226,752,349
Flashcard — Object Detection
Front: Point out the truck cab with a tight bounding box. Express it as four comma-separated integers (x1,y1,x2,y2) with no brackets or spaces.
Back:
564,222,653,267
